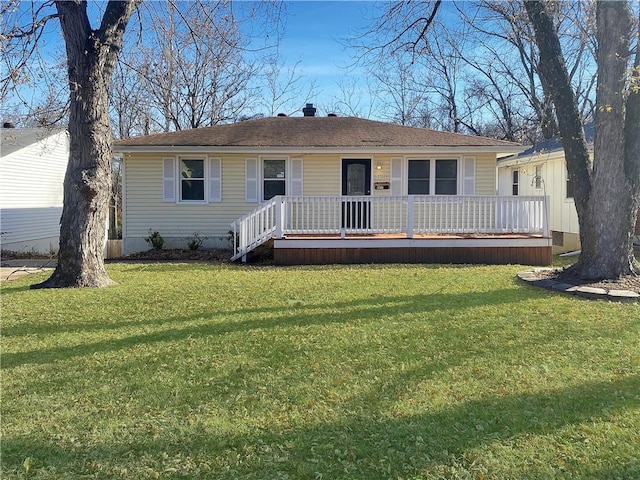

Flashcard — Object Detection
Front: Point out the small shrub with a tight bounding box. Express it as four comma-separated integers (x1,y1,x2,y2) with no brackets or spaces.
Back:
145,230,164,250
187,232,207,251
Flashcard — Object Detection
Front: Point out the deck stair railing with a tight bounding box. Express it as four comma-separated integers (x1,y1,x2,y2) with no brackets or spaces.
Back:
230,197,279,261
231,195,549,261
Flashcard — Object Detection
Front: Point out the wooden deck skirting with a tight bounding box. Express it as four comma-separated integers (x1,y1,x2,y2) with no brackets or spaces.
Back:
273,234,553,266
104,239,122,259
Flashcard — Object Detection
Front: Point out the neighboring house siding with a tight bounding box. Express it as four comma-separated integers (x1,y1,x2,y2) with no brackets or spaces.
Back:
0,131,67,254
497,150,580,253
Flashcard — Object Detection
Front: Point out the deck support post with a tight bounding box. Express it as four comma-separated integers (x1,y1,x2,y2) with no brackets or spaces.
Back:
275,196,284,239
406,195,414,239
231,221,238,256
543,195,550,237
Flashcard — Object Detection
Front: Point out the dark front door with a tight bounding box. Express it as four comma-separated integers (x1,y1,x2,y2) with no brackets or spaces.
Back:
342,159,371,229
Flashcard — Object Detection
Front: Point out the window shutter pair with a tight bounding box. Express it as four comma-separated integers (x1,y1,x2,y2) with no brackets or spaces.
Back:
162,157,221,202
390,157,475,195
245,158,303,202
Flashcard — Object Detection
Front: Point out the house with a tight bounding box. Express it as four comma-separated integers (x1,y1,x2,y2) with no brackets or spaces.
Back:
114,105,552,265
498,125,640,254
0,126,68,255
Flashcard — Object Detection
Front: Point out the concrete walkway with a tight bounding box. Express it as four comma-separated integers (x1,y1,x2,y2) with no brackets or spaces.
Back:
0,260,56,283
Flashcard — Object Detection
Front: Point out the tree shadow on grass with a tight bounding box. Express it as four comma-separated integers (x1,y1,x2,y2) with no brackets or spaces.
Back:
2,375,638,479
1,287,538,369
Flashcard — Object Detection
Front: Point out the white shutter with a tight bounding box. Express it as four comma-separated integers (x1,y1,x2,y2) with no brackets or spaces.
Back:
163,157,176,202
390,157,403,196
245,158,258,202
290,158,303,196
208,157,222,202
463,157,476,195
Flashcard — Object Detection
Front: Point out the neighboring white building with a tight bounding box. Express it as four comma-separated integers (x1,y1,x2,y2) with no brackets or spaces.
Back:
1,127,69,255
497,126,595,254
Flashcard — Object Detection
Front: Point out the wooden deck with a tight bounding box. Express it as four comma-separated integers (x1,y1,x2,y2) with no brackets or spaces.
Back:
272,233,552,266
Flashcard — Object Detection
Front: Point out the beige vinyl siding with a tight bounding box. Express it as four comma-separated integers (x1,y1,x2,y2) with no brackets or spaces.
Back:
372,156,393,196
300,154,341,196
123,150,502,253
302,154,409,197
368,154,495,196
124,153,249,242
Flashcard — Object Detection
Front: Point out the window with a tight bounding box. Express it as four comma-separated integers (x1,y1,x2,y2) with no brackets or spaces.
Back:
534,165,542,190
408,160,430,194
566,167,574,199
263,159,286,200
163,157,221,203
407,158,459,195
181,158,205,201
435,159,458,195
512,170,519,196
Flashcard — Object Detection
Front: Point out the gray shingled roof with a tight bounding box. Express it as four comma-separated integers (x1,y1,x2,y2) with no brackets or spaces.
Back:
114,116,521,149
514,123,595,158
1,128,66,158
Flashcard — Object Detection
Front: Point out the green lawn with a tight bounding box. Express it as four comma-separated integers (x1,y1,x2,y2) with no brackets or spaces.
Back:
1,261,639,479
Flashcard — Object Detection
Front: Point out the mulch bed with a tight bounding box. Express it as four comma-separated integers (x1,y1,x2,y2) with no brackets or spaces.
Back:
120,249,233,262
532,267,640,294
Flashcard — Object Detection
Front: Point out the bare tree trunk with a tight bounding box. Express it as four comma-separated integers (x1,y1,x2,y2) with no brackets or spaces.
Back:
32,0,139,289
581,1,640,279
525,0,639,281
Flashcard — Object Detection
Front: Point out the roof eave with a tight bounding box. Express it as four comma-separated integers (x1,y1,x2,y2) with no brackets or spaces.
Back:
497,144,594,167
114,145,526,156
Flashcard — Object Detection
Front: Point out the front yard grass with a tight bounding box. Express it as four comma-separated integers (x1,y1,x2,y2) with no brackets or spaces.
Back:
1,262,639,479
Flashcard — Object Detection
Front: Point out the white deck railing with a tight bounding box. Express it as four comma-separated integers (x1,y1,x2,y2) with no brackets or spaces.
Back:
231,195,549,261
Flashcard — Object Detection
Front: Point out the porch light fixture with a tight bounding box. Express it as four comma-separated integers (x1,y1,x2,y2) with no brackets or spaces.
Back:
376,162,383,170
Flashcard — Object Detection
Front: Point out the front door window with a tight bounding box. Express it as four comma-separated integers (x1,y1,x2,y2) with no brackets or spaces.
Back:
345,163,367,195
342,159,371,196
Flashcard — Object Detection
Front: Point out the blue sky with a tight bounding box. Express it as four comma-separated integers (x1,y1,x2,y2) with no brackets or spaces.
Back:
279,2,368,77
269,1,377,114
5,1,378,118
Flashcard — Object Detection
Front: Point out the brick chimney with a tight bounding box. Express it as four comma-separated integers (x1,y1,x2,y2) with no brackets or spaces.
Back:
302,103,316,117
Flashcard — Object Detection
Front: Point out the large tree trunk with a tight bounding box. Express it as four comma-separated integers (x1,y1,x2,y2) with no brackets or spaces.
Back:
525,0,640,281
32,0,139,289
580,1,640,279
